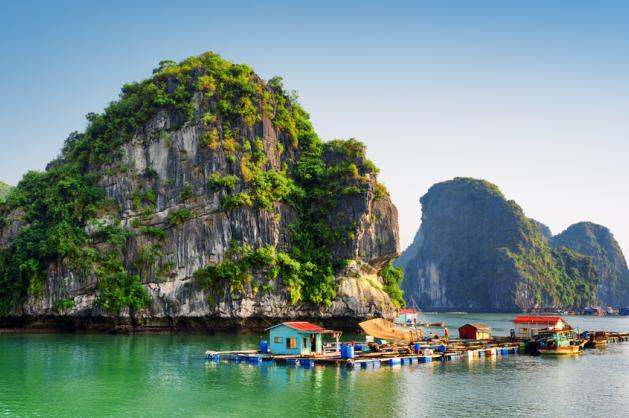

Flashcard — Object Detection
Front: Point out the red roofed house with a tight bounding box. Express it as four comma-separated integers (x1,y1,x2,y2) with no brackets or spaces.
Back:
395,309,417,325
458,323,492,340
512,316,566,339
266,322,327,355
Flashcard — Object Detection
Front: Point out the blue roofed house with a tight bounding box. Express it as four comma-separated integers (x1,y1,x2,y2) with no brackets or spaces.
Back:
267,322,330,356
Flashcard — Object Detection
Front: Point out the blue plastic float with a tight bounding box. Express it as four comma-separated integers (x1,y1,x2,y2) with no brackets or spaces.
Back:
299,359,315,367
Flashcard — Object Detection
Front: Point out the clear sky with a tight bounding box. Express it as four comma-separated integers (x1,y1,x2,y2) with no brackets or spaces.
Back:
1,0,628,255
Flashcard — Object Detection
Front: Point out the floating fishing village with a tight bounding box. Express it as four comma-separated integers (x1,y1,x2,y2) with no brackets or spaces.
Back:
205,310,629,369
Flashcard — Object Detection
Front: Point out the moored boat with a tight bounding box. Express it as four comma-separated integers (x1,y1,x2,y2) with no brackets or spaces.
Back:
535,328,585,355
606,306,618,315
585,331,609,349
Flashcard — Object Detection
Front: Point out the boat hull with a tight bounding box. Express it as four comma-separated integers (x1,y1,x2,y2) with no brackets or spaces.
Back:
538,346,582,355
585,340,608,349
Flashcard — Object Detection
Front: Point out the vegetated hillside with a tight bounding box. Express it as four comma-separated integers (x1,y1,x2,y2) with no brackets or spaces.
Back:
0,181,11,201
0,52,403,330
531,219,552,242
551,222,629,306
396,178,597,312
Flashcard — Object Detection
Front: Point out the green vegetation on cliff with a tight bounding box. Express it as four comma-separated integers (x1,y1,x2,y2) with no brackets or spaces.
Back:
502,243,597,309
0,181,11,202
0,52,401,314
380,263,405,308
551,222,629,306
193,242,306,305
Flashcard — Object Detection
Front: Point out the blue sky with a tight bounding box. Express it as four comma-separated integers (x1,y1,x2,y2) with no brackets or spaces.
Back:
1,0,628,254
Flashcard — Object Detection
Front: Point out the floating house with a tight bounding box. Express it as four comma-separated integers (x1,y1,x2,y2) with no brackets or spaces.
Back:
395,309,417,325
513,316,566,339
458,323,491,340
267,322,338,356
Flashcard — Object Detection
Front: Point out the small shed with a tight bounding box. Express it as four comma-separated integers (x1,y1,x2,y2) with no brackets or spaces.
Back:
267,322,328,356
395,309,417,325
458,323,491,340
512,316,566,339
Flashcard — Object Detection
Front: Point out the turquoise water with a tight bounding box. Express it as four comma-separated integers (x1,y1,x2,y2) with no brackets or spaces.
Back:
1,314,628,417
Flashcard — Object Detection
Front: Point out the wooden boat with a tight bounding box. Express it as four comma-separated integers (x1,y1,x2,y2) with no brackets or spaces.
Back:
585,331,608,348
358,318,423,343
535,329,585,355
538,343,582,355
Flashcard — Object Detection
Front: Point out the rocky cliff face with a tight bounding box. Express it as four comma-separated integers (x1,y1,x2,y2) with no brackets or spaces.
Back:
0,53,400,330
551,222,629,306
396,178,597,312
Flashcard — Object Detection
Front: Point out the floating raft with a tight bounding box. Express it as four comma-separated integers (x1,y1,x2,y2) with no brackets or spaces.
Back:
204,341,521,368
205,330,627,369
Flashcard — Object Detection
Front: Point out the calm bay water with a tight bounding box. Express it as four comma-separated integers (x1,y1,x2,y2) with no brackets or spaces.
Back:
1,313,628,417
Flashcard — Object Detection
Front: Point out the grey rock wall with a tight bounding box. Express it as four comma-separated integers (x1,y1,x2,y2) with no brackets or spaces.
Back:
1,104,400,329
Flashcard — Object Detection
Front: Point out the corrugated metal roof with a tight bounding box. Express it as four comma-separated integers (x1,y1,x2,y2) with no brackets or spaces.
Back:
266,322,326,332
513,316,564,324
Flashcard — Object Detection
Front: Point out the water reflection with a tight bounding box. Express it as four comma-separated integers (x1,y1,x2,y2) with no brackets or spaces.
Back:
1,316,628,417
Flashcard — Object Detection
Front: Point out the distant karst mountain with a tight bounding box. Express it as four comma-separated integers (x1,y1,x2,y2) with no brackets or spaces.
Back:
396,177,599,312
551,222,629,307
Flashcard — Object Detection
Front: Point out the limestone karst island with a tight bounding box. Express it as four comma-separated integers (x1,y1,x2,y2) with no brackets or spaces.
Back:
1,52,402,330
2,2,629,416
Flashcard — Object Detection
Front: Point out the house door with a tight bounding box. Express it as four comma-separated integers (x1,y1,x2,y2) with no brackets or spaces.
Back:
310,334,317,353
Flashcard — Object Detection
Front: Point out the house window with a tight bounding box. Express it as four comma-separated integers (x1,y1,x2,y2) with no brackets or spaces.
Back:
274,336,283,343
521,328,528,334
303,337,308,349
286,338,297,349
